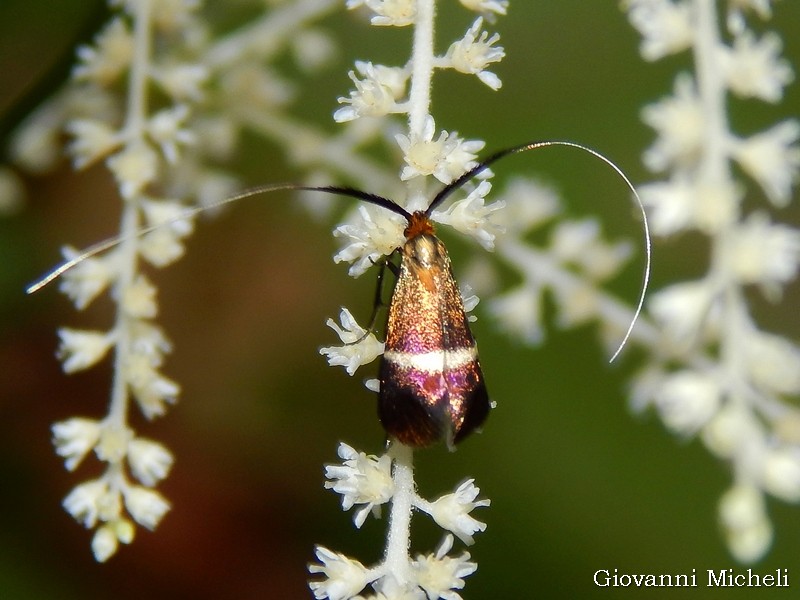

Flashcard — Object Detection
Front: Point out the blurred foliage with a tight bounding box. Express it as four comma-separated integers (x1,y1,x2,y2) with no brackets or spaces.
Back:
1,1,799,598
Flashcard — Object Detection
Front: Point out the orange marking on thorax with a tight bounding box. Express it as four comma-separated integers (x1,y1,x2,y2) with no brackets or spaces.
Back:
404,211,436,239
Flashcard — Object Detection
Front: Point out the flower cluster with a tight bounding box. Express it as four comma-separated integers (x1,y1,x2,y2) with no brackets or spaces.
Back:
309,443,488,600
624,0,800,563
311,2,508,597
13,0,366,562
46,0,203,561
320,0,508,375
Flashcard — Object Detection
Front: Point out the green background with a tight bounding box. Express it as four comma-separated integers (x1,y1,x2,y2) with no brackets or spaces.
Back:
1,1,799,598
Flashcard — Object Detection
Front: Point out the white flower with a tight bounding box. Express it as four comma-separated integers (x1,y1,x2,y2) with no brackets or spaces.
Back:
335,61,407,122
320,308,385,376
489,285,543,345
726,0,774,34
319,322,383,376
363,0,416,27
653,370,721,435
691,180,742,234
491,177,560,235
58,246,116,310
553,222,632,282
444,18,505,90
431,181,504,250
147,104,195,163
638,178,695,235
731,120,800,207
92,518,134,562
701,402,763,459
292,29,338,73
129,320,172,361
151,0,200,33
723,31,794,102
95,423,134,464
121,275,158,319
128,438,174,486
138,198,195,267
761,448,800,502
639,176,741,235
106,140,159,200
552,282,599,328
92,523,119,563
126,353,180,419
648,279,715,344
63,479,109,528
73,17,133,85
324,443,394,528
718,485,773,563
427,479,490,545
412,535,477,600
124,486,171,530
550,220,632,281
57,328,114,373
152,63,209,101
642,73,705,171
728,212,800,296
67,118,121,169
458,0,508,17
333,204,406,277
395,117,484,184
308,546,371,600
459,284,480,317
742,331,800,395
625,0,693,61
52,418,102,471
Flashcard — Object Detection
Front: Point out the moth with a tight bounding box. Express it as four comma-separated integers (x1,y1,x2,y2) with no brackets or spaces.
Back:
29,141,649,449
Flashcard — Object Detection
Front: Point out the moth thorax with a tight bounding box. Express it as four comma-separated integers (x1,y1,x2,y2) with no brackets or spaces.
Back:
404,233,447,270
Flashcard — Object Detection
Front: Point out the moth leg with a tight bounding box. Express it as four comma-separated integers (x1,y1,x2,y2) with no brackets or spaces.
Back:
348,252,398,345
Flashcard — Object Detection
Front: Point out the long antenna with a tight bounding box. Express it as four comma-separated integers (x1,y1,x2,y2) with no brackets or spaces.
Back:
27,141,651,364
26,183,405,294
428,140,651,363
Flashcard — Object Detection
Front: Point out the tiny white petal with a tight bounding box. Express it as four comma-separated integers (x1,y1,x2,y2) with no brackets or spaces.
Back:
57,328,114,373
412,534,477,600
92,524,120,563
58,246,115,310
723,31,794,103
320,308,385,375
432,181,504,250
308,546,370,600
122,275,158,318
649,280,715,345
625,0,693,61
445,18,505,90
642,74,704,172
363,0,416,26
653,370,721,435
124,486,171,530
732,120,800,207
52,418,102,471
428,479,490,545
128,438,174,486
719,485,772,563
106,141,159,200
63,479,108,528
324,445,394,527
761,448,800,502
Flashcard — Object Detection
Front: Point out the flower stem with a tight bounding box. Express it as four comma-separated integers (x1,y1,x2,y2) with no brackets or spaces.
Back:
383,442,415,585
109,0,152,427
408,0,435,137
